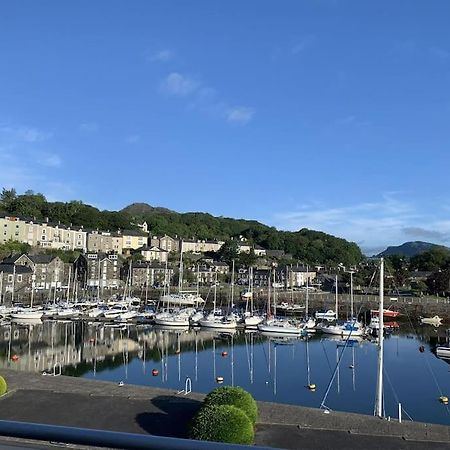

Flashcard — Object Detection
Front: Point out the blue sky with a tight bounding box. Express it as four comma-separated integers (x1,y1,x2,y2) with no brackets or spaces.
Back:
1,0,450,254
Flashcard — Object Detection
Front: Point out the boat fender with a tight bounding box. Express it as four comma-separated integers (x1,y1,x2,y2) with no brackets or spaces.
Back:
439,396,449,404
221,351,228,357
216,376,224,383
175,349,181,354
118,381,124,386
307,383,316,391
152,369,159,376
419,345,425,353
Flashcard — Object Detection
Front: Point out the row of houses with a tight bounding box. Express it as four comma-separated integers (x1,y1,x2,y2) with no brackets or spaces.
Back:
1,214,267,260
0,252,320,302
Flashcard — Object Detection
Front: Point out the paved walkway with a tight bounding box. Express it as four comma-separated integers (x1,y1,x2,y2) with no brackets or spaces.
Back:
1,369,450,449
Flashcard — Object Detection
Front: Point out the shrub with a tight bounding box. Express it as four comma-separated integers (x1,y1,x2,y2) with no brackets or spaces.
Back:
204,386,258,425
0,376,7,396
189,404,254,445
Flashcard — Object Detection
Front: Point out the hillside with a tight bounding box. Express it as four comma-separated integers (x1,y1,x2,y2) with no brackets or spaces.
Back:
121,202,174,216
377,241,449,258
0,188,363,265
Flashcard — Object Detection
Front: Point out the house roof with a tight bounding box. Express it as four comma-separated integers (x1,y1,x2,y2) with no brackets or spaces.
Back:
0,263,33,274
120,229,148,237
28,254,57,264
0,254,22,264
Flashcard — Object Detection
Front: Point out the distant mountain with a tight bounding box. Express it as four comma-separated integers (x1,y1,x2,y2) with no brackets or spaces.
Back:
377,241,450,258
121,202,175,216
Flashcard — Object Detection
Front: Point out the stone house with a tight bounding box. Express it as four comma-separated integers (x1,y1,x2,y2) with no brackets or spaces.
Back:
0,263,33,303
74,253,122,290
288,266,317,288
130,261,173,288
139,246,168,263
87,230,123,254
180,239,225,254
0,214,27,244
150,235,180,253
5,254,67,289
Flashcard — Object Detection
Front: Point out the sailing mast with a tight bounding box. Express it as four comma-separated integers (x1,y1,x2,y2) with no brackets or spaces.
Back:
375,257,384,418
335,274,338,320
305,265,309,318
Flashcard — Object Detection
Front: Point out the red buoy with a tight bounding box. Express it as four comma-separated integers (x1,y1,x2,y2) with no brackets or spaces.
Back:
11,355,19,362
221,351,228,357
419,346,425,353
152,369,159,376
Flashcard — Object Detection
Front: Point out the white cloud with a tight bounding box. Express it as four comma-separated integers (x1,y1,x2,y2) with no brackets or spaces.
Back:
159,71,255,125
37,153,62,168
79,122,99,132
125,134,140,144
430,47,450,61
161,72,199,96
226,107,255,125
292,35,316,55
148,49,174,63
270,194,450,254
0,124,52,142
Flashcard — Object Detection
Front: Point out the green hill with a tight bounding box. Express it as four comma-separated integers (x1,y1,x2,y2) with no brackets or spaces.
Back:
0,188,363,265
377,241,449,258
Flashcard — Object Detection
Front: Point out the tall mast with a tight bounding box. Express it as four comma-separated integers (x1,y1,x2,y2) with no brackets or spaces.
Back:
213,270,217,313
375,257,384,418
178,250,183,293
67,265,72,303
0,271,3,305
231,260,235,309
335,274,338,320
30,268,35,308
306,265,309,318
11,265,16,304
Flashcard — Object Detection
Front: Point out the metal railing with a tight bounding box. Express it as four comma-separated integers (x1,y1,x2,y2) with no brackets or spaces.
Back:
0,420,272,450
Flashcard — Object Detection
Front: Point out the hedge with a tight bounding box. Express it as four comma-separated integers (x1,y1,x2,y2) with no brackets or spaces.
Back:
189,404,254,444
204,386,258,425
0,376,7,396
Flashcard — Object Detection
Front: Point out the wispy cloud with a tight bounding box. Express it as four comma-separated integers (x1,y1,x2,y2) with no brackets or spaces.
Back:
79,122,98,132
161,72,199,96
336,115,356,125
430,46,450,61
37,153,62,168
0,124,52,142
226,107,255,125
292,35,316,55
159,72,254,125
125,134,140,144
271,194,450,254
147,49,174,63
402,227,448,241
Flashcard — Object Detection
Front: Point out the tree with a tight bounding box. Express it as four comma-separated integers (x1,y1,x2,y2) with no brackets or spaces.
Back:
427,269,450,296
0,188,17,211
218,240,239,266
0,240,31,259
238,249,258,268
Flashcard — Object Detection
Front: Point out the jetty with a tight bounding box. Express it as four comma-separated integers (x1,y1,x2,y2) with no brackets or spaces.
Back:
0,369,449,449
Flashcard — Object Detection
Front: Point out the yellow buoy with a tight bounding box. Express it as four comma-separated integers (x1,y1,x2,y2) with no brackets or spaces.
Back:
439,396,448,404
216,376,224,383
307,383,316,391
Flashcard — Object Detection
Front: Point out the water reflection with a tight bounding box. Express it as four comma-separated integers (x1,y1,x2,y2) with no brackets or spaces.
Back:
1,321,450,426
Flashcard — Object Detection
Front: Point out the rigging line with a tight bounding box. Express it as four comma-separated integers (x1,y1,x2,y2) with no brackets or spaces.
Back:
320,339,334,374
383,366,414,421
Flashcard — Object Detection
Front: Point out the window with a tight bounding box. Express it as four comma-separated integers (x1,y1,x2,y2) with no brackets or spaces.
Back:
17,275,22,282
8,275,13,282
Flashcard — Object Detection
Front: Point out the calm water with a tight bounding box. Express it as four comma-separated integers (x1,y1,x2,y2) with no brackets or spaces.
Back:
2,320,450,426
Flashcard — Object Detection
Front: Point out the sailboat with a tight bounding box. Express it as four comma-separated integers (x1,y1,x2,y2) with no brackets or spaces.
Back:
244,266,263,327
300,267,316,333
258,270,303,335
11,266,43,321
199,271,237,329
318,274,365,337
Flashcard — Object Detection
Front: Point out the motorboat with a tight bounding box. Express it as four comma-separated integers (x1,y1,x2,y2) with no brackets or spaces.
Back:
315,309,336,321
370,308,400,318
421,315,443,327
257,318,303,335
436,346,450,358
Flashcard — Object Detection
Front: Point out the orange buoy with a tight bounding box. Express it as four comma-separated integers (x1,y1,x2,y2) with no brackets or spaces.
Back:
221,351,228,357
151,369,159,376
11,355,19,362
216,376,224,383
419,346,425,353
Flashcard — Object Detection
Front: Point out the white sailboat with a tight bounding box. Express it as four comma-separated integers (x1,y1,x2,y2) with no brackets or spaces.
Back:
258,270,302,335
244,266,263,327
199,272,237,329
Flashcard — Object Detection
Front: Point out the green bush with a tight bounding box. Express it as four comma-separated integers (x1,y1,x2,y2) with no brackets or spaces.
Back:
0,376,7,396
189,404,254,444
204,386,258,425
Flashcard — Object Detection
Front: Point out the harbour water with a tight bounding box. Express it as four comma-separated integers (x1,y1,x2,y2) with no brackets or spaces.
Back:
2,319,450,426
